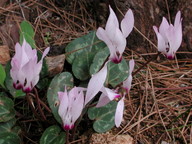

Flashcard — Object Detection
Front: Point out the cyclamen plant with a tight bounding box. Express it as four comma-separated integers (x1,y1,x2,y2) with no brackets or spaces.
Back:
2,3,183,144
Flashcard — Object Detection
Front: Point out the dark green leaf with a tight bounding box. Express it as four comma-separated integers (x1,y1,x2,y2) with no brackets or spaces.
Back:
0,64,6,88
20,20,36,48
88,101,117,133
40,125,65,144
0,96,15,122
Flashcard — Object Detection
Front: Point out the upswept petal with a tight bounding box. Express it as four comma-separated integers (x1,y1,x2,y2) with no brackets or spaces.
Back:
153,26,167,53
96,28,115,56
121,9,134,38
115,97,125,127
174,11,181,28
20,39,30,67
123,75,132,92
105,6,119,34
71,90,84,123
35,47,50,76
96,93,111,107
129,59,135,74
101,87,120,100
123,59,134,92
113,27,127,54
159,17,169,42
85,62,108,105
58,91,69,122
13,43,22,67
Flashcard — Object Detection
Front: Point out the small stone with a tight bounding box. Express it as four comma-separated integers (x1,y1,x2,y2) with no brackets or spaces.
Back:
0,45,10,65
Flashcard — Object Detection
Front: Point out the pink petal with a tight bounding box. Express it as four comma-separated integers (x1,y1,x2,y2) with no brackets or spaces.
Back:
159,17,169,42
101,87,120,100
96,27,115,56
123,75,132,92
58,90,69,121
71,89,84,122
96,93,111,107
121,9,134,38
113,28,126,54
115,97,124,127
105,6,119,35
85,63,108,105
129,59,135,74
174,11,181,28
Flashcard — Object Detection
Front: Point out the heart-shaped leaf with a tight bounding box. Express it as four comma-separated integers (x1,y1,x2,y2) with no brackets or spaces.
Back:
20,20,36,48
0,132,20,144
88,101,117,133
65,31,106,80
107,59,129,87
40,125,65,144
0,118,16,134
0,96,15,123
89,47,109,75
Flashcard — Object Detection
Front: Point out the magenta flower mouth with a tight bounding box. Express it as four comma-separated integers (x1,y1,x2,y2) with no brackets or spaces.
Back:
167,55,174,60
63,124,74,130
112,57,122,64
23,87,32,93
13,83,22,90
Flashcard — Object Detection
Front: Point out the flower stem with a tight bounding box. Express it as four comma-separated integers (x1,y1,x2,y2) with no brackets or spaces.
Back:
66,130,69,144
26,93,40,119
33,87,46,121
132,52,161,76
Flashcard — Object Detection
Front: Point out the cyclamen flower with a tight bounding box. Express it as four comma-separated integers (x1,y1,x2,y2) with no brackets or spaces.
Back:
58,87,86,130
123,59,135,92
10,39,50,93
153,11,182,59
96,87,124,127
96,6,134,64
96,59,135,127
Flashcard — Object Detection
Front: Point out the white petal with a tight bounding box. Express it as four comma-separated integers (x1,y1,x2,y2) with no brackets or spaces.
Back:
58,90,69,121
157,33,167,53
174,11,181,28
115,97,124,127
153,26,167,53
71,90,84,123
121,9,134,38
85,63,108,105
101,87,120,100
105,6,119,34
123,75,132,92
96,27,115,56
159,17,169,42
113,28,126,54
96,93,111,107
129,59,135,74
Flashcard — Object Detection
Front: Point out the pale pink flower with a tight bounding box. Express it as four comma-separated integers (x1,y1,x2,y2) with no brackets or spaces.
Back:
10,39,49,92
123,59,135,92
96,6,134,64
58,87,86,130
153,11,182,59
